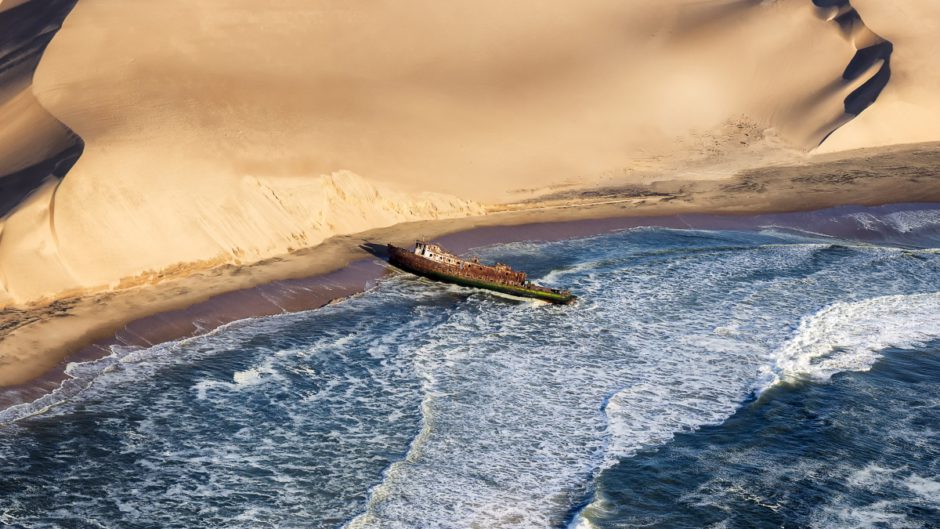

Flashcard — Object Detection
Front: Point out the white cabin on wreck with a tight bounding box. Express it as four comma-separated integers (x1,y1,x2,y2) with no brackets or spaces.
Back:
413,241,463,265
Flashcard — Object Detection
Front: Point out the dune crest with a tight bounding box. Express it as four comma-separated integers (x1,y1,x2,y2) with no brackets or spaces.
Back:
0,0,81,217
818,0,940,151
804,0,893,145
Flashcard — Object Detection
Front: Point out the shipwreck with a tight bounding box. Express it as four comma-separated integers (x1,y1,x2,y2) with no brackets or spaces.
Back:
386,241,576,304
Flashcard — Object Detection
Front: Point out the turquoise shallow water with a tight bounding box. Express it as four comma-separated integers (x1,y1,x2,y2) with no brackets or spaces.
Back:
0,206,938,528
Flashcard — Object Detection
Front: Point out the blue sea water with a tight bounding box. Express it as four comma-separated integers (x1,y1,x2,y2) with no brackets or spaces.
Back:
1,207,939,528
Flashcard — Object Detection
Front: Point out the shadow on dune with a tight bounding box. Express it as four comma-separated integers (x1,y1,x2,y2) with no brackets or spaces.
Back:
811,0,893,118
0,0,82,217
0,142,81,217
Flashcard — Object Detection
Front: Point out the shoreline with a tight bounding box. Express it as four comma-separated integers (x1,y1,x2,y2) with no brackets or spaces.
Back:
0,199,938,420
1,142,940,408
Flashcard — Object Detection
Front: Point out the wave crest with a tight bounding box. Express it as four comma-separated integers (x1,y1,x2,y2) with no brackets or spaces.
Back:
756,292,940,394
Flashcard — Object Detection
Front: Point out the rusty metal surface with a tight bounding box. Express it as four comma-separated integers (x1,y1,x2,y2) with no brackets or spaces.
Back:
387,244,566,296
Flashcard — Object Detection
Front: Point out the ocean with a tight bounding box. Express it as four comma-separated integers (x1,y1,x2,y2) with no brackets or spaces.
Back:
0,206,938,528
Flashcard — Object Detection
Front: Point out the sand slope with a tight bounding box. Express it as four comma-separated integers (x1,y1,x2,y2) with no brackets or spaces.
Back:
0,168,481,302
0,0,934,306
820,1,940,151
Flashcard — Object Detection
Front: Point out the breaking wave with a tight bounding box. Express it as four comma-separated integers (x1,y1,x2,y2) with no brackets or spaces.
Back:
755,292,940,394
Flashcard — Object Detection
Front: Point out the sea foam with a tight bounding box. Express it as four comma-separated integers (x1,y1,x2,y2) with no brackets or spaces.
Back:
755,292,940,395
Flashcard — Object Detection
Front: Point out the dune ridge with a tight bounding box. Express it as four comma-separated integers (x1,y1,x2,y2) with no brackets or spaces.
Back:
0,0,81,217
0,0,937,308
819,0,940,151
807,0,892,145
813,0,892,115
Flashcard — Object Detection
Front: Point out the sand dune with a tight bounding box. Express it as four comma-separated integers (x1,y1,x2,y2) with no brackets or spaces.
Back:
0,0,82,307
0,0,936,307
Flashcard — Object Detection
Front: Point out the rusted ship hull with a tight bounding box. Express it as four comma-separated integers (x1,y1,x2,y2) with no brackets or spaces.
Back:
387,244,576,304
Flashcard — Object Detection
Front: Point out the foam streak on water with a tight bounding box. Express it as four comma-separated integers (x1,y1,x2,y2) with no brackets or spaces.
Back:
0,219,939,529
